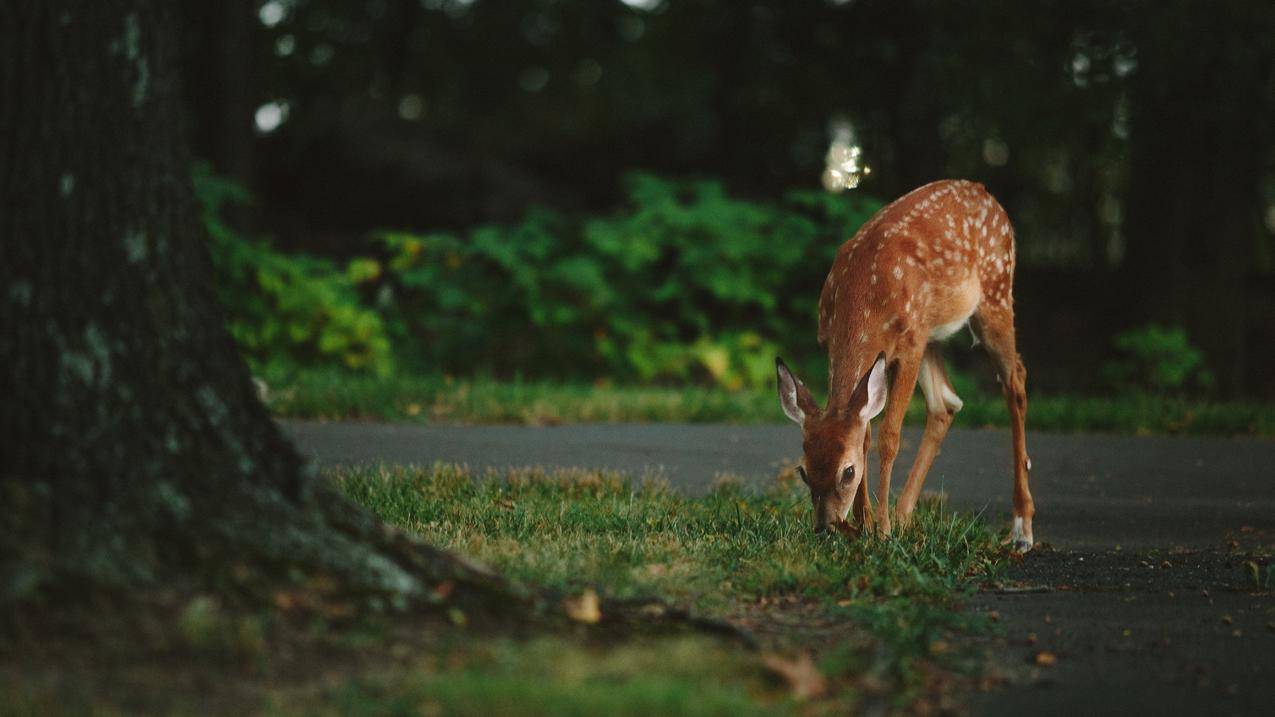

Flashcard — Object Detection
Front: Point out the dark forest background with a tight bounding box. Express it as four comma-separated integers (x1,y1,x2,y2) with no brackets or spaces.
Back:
178,0,1275,398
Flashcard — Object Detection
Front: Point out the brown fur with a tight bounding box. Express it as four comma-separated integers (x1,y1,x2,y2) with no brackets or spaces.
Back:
783,180,1035,547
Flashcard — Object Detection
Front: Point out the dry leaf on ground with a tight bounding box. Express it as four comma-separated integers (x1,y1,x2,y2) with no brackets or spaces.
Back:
564,589,602,624
763,652,827,700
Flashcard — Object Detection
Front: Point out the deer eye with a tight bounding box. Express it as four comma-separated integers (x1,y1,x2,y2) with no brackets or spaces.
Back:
796,466,809,485
840,465,855,485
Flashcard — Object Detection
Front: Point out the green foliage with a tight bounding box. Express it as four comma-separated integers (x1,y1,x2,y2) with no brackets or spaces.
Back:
370,174,882,388
194,165,392,375
1102,324,1213,395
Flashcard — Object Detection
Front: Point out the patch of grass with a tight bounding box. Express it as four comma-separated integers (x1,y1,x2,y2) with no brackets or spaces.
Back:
333,464,1004,709
1,466,1001,715
265,370,1275,436
307,637,785,717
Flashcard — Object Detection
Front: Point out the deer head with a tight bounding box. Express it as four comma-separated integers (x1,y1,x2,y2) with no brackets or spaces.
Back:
775,355,888,533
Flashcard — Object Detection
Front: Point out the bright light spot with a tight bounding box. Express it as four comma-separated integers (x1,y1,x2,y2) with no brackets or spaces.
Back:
258,1,287,27
519,66,549,92
423,0,477,17
982,138,1010,166
398,93,425,120
1071,52,1090,87
274,34,295,57
1114,54,1137,78
254,101,289,134
822,117,869,193
619,0,663,11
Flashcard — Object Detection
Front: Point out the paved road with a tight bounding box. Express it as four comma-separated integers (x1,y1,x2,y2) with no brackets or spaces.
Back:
285,421,1275,715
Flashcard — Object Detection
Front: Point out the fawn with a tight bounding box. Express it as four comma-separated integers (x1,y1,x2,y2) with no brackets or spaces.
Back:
776,179,1034,552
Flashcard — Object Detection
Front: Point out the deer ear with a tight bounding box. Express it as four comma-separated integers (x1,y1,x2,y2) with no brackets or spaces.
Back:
776,357,816,425
851,354,889,421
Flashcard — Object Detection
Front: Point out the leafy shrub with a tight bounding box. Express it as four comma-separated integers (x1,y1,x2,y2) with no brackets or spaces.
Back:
370,174,882,388
1102,323,1213,395
194,164,392,376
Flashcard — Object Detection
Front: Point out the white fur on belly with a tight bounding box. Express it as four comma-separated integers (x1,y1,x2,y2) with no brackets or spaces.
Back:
930,317,969,341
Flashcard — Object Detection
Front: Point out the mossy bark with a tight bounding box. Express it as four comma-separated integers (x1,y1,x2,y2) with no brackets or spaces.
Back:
0,1,512,611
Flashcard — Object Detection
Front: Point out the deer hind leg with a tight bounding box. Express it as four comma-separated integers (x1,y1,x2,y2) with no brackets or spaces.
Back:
973,306,1034,552
873,342,924,536
894,344,962,527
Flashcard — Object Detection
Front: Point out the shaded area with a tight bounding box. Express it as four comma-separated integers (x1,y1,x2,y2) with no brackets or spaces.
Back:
181,0,1275,397
973,546,1274,716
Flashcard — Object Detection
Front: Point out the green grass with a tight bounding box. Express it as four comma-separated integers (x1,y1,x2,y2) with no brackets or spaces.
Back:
305,637,784,717
1,466,1003,715
265,370,1275,436
324,464,1005,712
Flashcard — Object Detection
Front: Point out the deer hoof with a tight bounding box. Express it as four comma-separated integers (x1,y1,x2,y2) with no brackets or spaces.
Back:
1005,516,1033,553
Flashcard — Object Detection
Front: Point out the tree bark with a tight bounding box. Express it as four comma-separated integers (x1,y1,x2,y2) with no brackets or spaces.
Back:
0,0,505,608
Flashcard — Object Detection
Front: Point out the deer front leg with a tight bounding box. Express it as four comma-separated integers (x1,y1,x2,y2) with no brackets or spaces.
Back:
851,425,873,530
895,346,962,526
874,348,923,536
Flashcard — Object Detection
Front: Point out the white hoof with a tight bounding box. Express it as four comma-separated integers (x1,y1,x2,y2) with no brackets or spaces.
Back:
1007,516,1033,553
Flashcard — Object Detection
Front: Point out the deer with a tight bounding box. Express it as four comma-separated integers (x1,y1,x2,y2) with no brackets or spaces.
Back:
775,179,1034,552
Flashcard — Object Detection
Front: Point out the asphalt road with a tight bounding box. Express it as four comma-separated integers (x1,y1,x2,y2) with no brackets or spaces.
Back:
285,421,1275,715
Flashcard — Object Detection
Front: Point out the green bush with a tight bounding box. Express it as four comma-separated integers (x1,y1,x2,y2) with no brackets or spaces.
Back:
371,174,882,388
194,164,392,376
1102,323,1213,395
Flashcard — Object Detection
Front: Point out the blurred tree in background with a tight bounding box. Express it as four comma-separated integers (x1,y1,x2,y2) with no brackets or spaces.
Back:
178,0,1275,397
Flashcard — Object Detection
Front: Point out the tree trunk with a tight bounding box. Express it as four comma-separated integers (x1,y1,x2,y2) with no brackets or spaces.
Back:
0,0,504,608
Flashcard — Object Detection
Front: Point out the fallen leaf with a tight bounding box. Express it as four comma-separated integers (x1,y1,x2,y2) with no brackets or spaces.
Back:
763,653,827,700
434,580,455,600
987,610,1000,622
405,403,422,417
1034,651,1057,666
1221,615,1233,625
564,589,602,624
1026,632,1038,646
